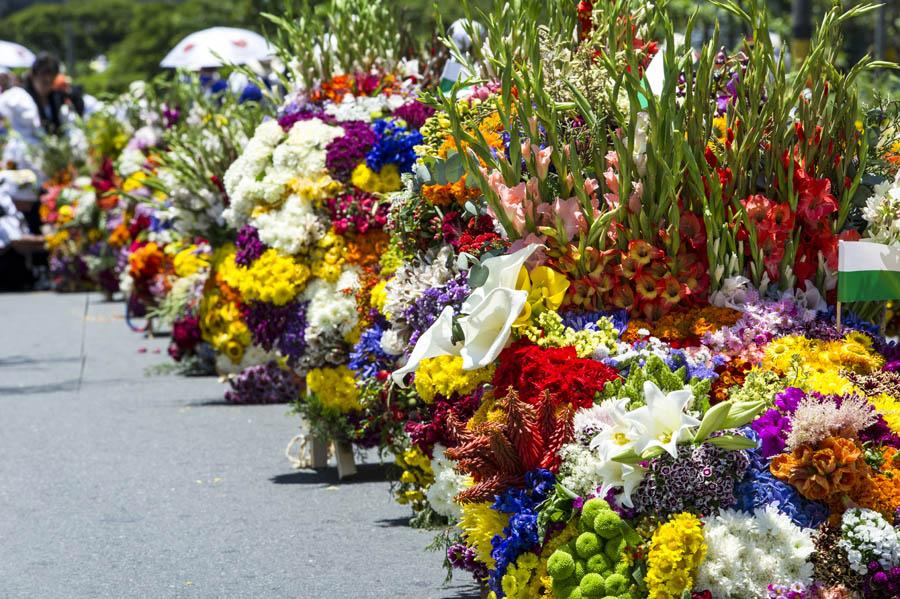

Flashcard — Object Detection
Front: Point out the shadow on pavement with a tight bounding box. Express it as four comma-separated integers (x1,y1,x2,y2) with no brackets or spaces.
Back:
270,462,395,485
374,516,411,528
434,583,483,599
0,379,80,395
0,355,82,368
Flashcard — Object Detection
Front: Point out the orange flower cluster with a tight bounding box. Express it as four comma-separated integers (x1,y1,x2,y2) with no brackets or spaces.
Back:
623,306,742,343
422,175,482,207
855,447,900,519
438,113,505,163
128,242,166,280
710,357,752,404
345,231,389,267
108,222,131,247
770,437,866,505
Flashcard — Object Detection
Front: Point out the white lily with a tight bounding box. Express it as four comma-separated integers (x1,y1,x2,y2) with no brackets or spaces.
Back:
390,244,541,385
585,398,645,508
628,381,701,459
594,442,646,508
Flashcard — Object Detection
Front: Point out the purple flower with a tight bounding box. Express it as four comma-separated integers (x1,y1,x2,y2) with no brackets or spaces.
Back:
325,121,377,182
224,361,301,404
392,100,435,130
235,225,266,267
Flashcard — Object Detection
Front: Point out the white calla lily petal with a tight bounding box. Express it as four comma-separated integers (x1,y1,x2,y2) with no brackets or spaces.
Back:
458,287,528,370
390,306,460,386
461,243,541,313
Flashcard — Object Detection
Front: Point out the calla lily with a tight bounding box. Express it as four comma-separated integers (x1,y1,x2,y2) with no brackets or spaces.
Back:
628,381,701,458
458,286,529,369
461,244,540,312
514,265,570,327
390,306,460,384
392,244,542,385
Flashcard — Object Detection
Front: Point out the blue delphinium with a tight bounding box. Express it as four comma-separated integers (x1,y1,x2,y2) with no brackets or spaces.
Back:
734,428,828,529
365,119,422,174
348,321,396,380
488,469,555,596
278,302,309,365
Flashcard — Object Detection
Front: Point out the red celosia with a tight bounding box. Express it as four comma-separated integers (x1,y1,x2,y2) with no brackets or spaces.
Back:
492,340,620,410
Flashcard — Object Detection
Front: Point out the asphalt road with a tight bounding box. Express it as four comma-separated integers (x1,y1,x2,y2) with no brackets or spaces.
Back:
0,292,479,599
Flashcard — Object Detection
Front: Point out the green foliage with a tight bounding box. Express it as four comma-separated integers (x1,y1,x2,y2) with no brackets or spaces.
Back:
601,355,711,413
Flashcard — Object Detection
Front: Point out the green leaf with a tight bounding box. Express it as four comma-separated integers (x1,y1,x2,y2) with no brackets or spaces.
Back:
693,401,732,444
706,434,757,451
468,263,489,288
431,152,467,185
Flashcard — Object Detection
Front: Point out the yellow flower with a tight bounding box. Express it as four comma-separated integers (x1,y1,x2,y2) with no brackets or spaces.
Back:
369,280,389,314
645,513,706,599
459,501,510,569
514,266,570,327
122,171,147,193
414,355,495,403
224,249,310,306
870,393,900,432
351,163,402,193
173,246,210,278
306,366,361,413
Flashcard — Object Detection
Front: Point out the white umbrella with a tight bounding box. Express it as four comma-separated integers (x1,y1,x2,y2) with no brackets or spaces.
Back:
0,40,35,68
160,27,273,70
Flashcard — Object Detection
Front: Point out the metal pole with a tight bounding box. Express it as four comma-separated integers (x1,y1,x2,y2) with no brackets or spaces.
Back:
791,0,812,68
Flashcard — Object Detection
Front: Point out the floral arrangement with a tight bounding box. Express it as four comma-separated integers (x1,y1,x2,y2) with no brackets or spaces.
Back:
320,1,900,597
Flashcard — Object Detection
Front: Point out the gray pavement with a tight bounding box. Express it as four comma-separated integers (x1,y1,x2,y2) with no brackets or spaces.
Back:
0,292,479,599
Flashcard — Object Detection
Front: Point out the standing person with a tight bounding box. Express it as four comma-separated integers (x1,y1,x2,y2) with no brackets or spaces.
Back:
0,53,72,170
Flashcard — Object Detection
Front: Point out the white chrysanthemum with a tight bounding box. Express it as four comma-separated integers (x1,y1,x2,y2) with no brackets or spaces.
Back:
324,94,403,122
222,119,286,225
379,328,406,356
426,445,469,520
382,246,456,329
696,506,815,599
251,195,326,255
304,277,359,336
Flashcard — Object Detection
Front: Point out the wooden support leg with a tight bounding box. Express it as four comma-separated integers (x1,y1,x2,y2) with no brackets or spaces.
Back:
310,434,330,469
335,440,357,479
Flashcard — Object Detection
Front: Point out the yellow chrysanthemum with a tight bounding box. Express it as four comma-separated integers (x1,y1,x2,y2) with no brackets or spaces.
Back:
351,163,401,193
223,249,310,306
646,513,706,599
369,280,389,314
459,501,510,569
306,365,361,413
173,246,210,278
414,355,495,403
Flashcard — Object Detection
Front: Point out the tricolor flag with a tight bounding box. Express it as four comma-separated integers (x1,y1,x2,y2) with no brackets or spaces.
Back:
837,241,900,303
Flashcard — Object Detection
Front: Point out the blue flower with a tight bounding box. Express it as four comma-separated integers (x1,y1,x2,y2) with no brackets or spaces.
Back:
365,119,422,174
348,322,395,380
486,469,555,596
734,428,828,528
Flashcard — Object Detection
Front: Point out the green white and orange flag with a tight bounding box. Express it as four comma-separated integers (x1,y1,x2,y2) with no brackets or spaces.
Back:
837,241,900,303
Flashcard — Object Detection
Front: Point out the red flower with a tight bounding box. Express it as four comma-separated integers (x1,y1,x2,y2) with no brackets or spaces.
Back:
492,341,620,410
794,167,838,226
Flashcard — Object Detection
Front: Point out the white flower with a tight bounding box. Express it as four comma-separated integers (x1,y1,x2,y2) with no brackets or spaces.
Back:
627,381,701,458
696,506,815,598
839,508,900,575
710,275,756,309
862,170,900,245
250,195,326,255
390,244,540,384
426,445,469,520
